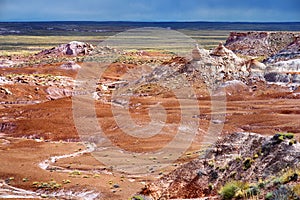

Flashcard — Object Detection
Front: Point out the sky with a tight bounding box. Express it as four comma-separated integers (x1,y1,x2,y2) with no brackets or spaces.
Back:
0,0,299,22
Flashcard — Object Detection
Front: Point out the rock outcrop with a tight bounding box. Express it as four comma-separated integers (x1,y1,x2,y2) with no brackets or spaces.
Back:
225,32,296,57
187,43,265,87
263,36,300,86
123,43,267,95
192,44,210,61
36,41,94,57
140,132,300,199
264,36,300,64
223,32,300,87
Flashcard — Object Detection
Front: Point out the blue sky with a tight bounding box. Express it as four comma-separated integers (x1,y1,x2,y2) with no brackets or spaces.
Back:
0,0,299,22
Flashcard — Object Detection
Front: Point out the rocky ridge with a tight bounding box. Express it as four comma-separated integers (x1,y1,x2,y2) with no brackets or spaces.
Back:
149,43,265,90
262,36,300,86
264,35,300,64
225,31,297,57
140,132,300,199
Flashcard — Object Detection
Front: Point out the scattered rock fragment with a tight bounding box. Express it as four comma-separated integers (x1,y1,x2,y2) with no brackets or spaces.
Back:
60,61,81,70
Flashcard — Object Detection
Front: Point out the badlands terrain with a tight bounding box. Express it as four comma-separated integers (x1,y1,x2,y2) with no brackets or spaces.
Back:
0,23,300,199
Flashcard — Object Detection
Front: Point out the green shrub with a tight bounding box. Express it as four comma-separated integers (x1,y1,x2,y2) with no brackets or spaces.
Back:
273,132,295,143
219,181,248,200
243,157,253,170
245,185,260,197
62,179,71,184
289,139,297,146
279,168,299,184
278,135,285,141
69,170,81,175
32,180,61,189
208,183,214,190
293,184,300,197
22,178,29,182
129,195,146,200
265,192,273,200
284,133,295,139
220,183,237,200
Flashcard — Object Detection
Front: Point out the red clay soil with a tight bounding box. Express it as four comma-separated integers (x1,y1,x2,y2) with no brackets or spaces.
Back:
1,59,300,199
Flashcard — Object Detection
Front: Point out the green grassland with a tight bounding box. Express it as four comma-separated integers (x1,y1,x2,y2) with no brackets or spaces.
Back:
0,29,230,56
0,35,107,55
1,21,300,56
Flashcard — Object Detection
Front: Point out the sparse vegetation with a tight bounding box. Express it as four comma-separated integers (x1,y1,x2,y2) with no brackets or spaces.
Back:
32,180,62,189
279,168,299,184
243,157,253,170
130,195,146,200
273,132,295,144
219,181,249,200
93,174,101,178
289,139,297,146
208,183,214,190
293,184,300,197
265,192,273,200
69,170,81,176
284,133,295,139
62,179,71,184
22,177,29,182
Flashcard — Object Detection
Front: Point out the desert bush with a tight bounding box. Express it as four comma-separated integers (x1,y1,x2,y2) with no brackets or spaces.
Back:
293,184,300,197
69,170,81,176
219,181,248,200
265,192,273,200
243,157,254,170
289,139,297,146
273,132,295,143
245,185,260,197
129,194,150,200
32,180,62,189
284,133,295,139
279,168,299,184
